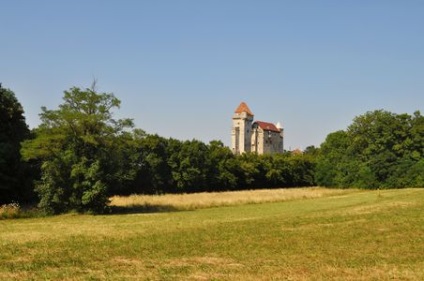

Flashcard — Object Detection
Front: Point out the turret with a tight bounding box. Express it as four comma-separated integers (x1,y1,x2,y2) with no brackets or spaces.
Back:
231,102,254,154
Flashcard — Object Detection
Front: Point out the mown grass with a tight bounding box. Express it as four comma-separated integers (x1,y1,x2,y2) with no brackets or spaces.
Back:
1,188,424,280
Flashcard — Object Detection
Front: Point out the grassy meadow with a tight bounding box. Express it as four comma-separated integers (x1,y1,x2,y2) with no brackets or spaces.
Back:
1,187,424,280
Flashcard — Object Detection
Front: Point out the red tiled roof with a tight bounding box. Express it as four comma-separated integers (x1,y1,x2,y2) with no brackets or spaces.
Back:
234,102,254,116
254,121,281,133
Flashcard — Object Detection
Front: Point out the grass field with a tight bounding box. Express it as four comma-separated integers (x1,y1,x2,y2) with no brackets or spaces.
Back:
1,187,424,280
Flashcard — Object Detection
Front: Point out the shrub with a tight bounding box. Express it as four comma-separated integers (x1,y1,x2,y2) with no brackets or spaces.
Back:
0,202,21,219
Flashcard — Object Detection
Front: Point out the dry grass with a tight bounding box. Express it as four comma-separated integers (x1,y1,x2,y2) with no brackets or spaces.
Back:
109,186,356,211
0,202,20,219
3,188,424,280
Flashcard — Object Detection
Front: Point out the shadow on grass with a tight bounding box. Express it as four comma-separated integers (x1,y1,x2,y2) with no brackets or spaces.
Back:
109,204,183,215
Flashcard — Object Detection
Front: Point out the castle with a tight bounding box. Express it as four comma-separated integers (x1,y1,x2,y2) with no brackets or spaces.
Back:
231,102,284,155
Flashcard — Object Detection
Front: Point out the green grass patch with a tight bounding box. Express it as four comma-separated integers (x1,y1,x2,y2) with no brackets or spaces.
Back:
1,188,424,280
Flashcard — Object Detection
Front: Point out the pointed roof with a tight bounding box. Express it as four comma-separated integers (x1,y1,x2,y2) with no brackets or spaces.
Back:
234,102,254,116
254,121,281,133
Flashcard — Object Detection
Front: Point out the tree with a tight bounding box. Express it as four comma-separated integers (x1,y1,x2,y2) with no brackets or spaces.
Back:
0,87,32,204
347,110,413,188
287,153,316,187
207,140,238,191
21,86,134,214
236,153,265,188
316,110,424,189
167,139,211,193
263,154,286,186
315,131,350,187
106,128,147,195
136,134,172,194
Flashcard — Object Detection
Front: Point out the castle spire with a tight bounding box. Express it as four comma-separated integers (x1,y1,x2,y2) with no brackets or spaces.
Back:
234,102,254,116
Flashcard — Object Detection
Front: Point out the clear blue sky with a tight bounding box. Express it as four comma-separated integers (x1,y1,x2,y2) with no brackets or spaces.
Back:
2,1,424,150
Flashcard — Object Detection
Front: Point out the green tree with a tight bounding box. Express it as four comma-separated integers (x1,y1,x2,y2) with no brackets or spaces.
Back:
207,140,238,191
106,128,147,195
137,134,172,194
0,87,33,204
236,153,265,188
316,110,424,189
315,131,350,187
167,139,211,192
287,153,316,187
409,111,424,164
263,154,286,186
21,86,133,214
347,110,412,188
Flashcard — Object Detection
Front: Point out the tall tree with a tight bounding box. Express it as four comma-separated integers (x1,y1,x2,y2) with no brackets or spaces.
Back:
137,134,172,194
207,140,238,191
21,86,133,213
315,130,351,187
316,110,424,189
0,87,32,204
167,139,211,193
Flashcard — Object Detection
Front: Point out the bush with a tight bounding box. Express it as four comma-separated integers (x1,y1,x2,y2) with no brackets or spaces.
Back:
0,202,21,219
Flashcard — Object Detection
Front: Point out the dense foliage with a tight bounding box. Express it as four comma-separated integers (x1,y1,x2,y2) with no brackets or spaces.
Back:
316,110,424,188
21,86,135,213
6,83,423,214
117,136,316,195
14,85,315,214
0,87,32,204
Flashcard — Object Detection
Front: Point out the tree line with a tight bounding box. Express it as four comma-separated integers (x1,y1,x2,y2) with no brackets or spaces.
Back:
1,85,423,214
1,86,315,213
315,110,424,189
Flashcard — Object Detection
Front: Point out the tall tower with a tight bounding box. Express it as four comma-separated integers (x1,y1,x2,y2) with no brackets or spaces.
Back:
231,102,254,154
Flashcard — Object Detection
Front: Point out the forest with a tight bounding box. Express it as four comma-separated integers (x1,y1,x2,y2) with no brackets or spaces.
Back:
1,85,424,214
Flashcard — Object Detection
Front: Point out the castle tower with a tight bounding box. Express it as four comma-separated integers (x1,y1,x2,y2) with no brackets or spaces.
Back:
231,102,254,154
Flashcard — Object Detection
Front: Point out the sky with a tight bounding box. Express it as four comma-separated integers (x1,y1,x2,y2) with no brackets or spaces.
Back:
2,0,424,150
